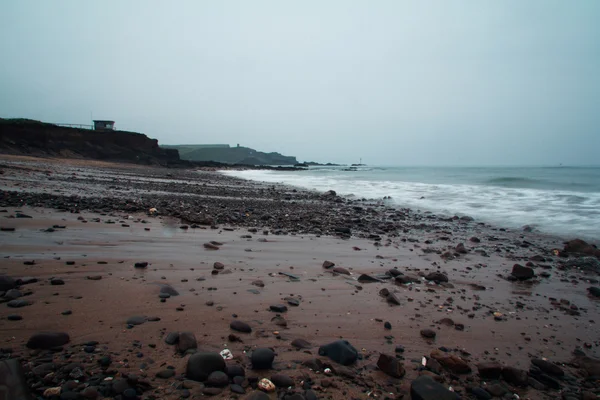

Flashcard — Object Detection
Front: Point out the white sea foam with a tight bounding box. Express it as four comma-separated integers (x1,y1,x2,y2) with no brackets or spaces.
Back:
222,168,600,240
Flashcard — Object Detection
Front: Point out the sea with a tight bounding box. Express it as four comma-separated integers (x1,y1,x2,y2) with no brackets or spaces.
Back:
222,166,600,240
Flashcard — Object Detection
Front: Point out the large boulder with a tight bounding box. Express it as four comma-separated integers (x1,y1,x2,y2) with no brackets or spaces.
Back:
318,340,358,366
26,332,70,349
250,348,275,370
411,375,459,400
564,239,600,258
186,352,226,382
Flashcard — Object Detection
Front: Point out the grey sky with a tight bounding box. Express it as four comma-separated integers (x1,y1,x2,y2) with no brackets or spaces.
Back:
1,1,599,165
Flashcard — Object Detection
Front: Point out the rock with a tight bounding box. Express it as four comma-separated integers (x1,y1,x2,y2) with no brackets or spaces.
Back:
230,384,245,394
126,316,147,326
386,292,401,305
251,280,264,287
395,275,420,284
44,387,62,397
26,332,70,349
7,299,31,308
471,387,492,400
230,320,252,333
587,287,600,297
165,332,180,345
318,340,358,365
501,366,528,386
251,348,275,369
291,338,312,349
177,332,197,353
86,275,102,281
244,391,270,400
204,242,220,250
377,353,405,378
511,264,535,280
156,369,175,379
160,285,179,296
7,314,22,321
213,262,225,270
134,262,148,268
425,272,448,283
270,374,294,388
332,267,350,275
257,378,276,392
384,321,392,330
285,297,300,306
50,278,65,285
477,362,503,379
270,304,288,313
226,364,245,378
531,358,564,376
206,371,229,387
186,352,226,382
410,375,459,400
334,227,351,235
430,349,471,374
420,329,436,339
455,243,468,254
322,261,335,269
271,315,287,327
202,387,223,396
564,239,600,258
81,386,99,399
4,289,22,300
0,275,16,291
357,274,381,283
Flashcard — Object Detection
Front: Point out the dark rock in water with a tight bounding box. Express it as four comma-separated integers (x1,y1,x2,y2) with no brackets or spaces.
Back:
226,364,245,378
425,272,448,283
511,264,535,280
332,267,350,275
156,369,176,379
186,352,226,382
126,316,147,326
411,375,459,400
206,371,229,387
477,362,503,379
531,358,564,376
357,274,381,283
165,332,180,345
271,374,294,388
160,285,179,296
27,332,70,349
251,348,275,369
318,340,358,365
420,329,436,339
50,278,65,285
134,262,148,268
587,287,600,297
291,338,312,349
270,304,288,313
7,299,31,308
177,332,198,353
0,275,16,291
377,353,405,378
501,366,529,387
564,239,600,258
230,320,252,333
322,261,335,269
244,391,270,400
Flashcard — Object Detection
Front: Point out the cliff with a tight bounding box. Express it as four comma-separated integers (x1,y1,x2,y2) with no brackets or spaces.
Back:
163,144,297,166
0,119,181,166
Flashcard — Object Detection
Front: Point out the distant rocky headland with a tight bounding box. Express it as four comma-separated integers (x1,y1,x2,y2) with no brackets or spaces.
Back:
0,119,303,170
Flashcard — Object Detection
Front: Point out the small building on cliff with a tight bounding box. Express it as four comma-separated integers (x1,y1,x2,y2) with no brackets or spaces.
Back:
93,120,115,131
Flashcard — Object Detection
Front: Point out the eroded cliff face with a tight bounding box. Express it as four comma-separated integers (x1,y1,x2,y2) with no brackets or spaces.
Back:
0,119,181,166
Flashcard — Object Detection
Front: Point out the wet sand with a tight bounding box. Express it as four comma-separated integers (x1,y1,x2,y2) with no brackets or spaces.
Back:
0,155,599,400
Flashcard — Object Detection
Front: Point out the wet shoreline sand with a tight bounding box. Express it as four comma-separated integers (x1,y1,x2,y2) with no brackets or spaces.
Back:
0,155,599,399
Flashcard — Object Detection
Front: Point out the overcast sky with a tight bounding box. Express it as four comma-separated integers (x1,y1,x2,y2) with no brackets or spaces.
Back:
1,1,599,165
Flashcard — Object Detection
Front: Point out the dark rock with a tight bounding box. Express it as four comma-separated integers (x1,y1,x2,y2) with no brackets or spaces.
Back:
318,340,358,365
226,364,245,378
430,349,471,374
501,366,529,386
471,387,492,400
377,353,405,378
126,316,147,326
285,297,300,306
244,391,270,400
357,274,381,283
7,314,22,321
270,304,288,313
425,272,448,283
134,262,148,268
587,287,600,297
230,320,252,333
455,243,468,254
202,387,223,396
384,321,392,330
213,262,225,270
186,352,226,382
165,332,180,345
386,293,401,306
271,374,294,388
206,371,229,387
420,329,436,339
0,275,16,291
177,332,197,353
411,375,459,400
204,242,220,250
291,338,312,349
322,261,335,269
160,285,179,296
3,289,22,300
564,239,600,258
230,384,245,394
27,332,70,349
332,267,350,275
7,299,31,308
251,348,275,369
533,372,561,389
155,369,175,379
395,275,420,284
531,358,564,376
50,278,65,285
511,264,535,280
477,362,503,379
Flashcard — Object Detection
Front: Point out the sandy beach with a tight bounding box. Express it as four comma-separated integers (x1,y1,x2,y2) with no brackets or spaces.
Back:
1,155,599,400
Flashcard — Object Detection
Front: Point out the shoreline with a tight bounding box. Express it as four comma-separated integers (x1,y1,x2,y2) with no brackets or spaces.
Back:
1,155,599,399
